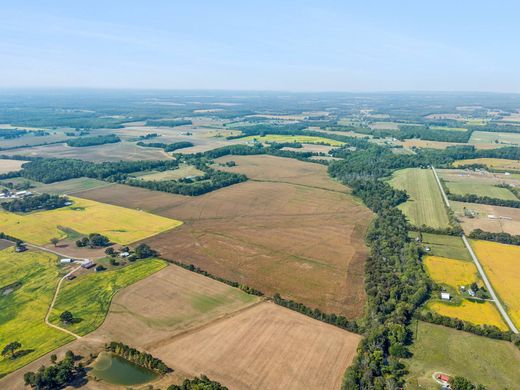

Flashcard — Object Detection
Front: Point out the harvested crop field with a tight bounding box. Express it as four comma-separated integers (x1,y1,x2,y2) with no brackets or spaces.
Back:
471,240,520,328
0,159,27,174
389,168,450,229
153,302,362,390
451,201,520,235
76,156,372,318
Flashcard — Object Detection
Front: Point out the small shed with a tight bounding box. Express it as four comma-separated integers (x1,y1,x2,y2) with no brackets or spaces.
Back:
441,292,451,300
60,258,72,264
119,252,130,258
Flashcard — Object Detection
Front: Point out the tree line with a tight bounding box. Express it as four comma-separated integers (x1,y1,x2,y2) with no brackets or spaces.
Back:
145,119,192,127
136,141,194,151
66,134,120,147
106,341,171,374
168,375,228,390
468,229,520,246
1,193,69,213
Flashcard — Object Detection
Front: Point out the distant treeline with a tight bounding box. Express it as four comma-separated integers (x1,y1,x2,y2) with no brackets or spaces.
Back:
66,134,120,147
1,194,69,213
469,229,520,246
106,342,171,374
146,119,192,127
447,193,520,208
137,141,194,152
0,128,49,139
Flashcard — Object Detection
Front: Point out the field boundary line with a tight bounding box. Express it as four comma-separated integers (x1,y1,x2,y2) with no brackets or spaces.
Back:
44,265,83,339
461,235,518,334
431,165,450,208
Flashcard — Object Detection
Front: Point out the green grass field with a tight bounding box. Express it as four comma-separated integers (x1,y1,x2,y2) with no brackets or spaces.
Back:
135,165,204,181
0,248,74,377
409,232,471,261
406,321,520,389
429,125,467,132
469,130,520,147
389,168,450,229
241,134,344,146
49,259,167,335
445,181,518,200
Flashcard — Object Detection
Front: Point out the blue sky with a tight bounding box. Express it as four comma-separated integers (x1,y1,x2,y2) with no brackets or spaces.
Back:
1,1,519,92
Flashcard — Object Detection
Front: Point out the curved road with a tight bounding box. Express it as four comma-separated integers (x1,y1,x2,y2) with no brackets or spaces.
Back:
431,166,518,334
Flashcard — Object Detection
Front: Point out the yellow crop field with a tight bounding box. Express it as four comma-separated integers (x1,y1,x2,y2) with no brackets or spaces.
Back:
453,158,520,171
241,134,344,146
429,300,507,331
471,240,520,328
424,256,477,289
0,196,182,245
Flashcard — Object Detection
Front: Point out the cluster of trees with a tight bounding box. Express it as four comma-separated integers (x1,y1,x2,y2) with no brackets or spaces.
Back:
137,141,194,151
137,132,159,140
168,375,228,390
76,233,110,248
447,193,520,208
127,169,247,196
468,229,520,246
450,376,488,390
1,194,69,213
66,134,120,147
273,293,359,333
146,119,192,127
134,243,157,259
106,341,171,374
23,351,86,389
2,341,22,359
167,259,263,296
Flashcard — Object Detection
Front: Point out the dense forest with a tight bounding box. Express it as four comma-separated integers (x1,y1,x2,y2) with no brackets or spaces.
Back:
66,134,120,147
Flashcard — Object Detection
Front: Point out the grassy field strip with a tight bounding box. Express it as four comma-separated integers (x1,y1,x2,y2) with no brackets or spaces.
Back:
462,236,518,333
44,264,83,340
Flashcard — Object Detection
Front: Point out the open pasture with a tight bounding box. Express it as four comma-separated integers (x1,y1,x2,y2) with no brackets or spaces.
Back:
406,321,520,389
240,134,344,146
0,247,74,377
153,302,362,390
410,232,471,261
427,300,507,330
471,240,520,328
445,180,517,200
453,157,520,172
402,139,466,150
469,131,520,148
424,256,476,290
439,167,520,186
429,125,467,132
281,143,334,154
452,201,520,235
134,165,204,181
49,258,166,336
0,196,181,245
389,168,450,229
76,156,372,318
0,159,27,174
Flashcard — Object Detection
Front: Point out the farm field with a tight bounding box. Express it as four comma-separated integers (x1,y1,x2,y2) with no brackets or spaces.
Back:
389,168,450,229
401,139,465,149
92,265,260,349
427,300,507,330
451,201,520,235
410,232,471,261
469,130,520,148
133,165,204,181
424,256,476,290
214,154,348,191
153,302,362,390
438,168,520,187
23,177,113,195
0,196,181,245
429,125,467,131
368,121,399,130
445,180,518,200
453,157,520,172
471,240,520,328
281,143,334,154
240,134,344,146
406,321,520,389
76,156,372,318
0,159,27,174
48,258,167,335
0,247,74,377
7,140,172,162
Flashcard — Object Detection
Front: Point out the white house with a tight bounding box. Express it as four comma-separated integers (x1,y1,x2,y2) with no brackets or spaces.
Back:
441,292,451,300
119,252,130,257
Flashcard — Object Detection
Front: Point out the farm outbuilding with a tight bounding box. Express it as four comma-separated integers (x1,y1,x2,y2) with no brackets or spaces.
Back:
441,292,451,300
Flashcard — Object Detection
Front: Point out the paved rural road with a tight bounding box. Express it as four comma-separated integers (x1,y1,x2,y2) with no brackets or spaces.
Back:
431,165,519,334
461,235,519,334
44,264,83,339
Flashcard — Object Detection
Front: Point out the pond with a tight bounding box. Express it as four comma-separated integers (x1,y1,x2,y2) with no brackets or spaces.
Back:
91,352,158,386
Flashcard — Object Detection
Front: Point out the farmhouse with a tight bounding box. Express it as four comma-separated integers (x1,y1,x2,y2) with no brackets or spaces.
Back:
441,292,451,300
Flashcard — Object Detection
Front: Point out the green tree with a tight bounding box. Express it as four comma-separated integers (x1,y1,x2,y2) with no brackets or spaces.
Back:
50,237,59,247
2,341,22,359
60,311,73,324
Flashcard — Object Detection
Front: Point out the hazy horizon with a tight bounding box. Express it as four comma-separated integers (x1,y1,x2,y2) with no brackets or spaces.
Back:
2,1,520,92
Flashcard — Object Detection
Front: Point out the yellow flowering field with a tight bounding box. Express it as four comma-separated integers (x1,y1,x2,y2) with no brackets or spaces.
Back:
424,256,477,290
428,300,508,331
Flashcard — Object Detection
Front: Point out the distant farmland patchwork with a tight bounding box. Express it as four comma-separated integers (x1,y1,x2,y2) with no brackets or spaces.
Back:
389,168,450,229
